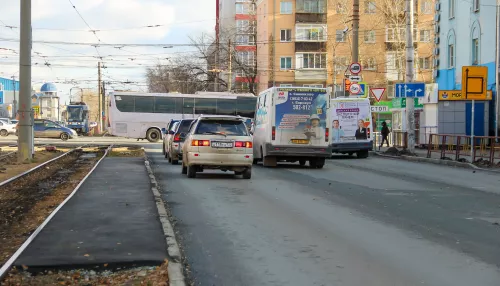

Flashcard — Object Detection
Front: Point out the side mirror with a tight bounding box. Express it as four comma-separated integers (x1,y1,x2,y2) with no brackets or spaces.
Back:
161,128,166,134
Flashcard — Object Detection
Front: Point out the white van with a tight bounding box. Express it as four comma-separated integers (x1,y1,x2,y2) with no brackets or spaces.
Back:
330,97,373,158
252,87,332,168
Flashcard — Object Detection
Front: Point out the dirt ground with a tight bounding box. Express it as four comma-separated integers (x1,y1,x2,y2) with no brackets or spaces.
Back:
3,260,169,286
0,147,71,182
108,146,144,157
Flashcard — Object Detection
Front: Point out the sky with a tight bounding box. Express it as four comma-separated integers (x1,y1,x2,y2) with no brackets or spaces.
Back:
0,0,216,103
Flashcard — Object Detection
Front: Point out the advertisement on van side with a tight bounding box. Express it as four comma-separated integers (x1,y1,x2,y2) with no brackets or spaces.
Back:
331,99,371,143
275,88,328,146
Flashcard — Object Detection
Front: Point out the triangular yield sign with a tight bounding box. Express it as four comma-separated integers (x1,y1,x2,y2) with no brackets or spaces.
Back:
370,88,386,102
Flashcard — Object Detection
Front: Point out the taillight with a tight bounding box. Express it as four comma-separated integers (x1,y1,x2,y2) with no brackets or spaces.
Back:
272,126,276,140
367,128,371,138
325,128,329,142
192,140,210,146
235,141,252,148
174,134,181,142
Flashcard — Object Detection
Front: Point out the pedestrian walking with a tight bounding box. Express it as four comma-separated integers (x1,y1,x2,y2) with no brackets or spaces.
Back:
380,121,390,149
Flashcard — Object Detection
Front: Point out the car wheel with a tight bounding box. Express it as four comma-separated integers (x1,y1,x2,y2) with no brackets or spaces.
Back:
164,150,168,159
146,128,161,143
60,132,69,141
162,144,166,155
0,129,8,137
181,163,187,174
242,168,252,179
187,165,197,178
299,160,306,166
357,150,369,158
167,152,172,162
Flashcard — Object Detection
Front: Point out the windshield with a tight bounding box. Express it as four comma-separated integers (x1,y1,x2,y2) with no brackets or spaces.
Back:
67,107,83,122
195,119,248,136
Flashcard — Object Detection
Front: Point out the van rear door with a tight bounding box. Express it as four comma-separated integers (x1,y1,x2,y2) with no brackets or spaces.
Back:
273,88,329,147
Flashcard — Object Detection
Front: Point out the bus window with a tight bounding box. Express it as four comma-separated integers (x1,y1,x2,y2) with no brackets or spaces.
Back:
236,97,257,118
115,95,134,112
216,99,236,115
135,96,154,113
183,98,194,114
194,98,217,114
155,97,176,113
175,98,183,114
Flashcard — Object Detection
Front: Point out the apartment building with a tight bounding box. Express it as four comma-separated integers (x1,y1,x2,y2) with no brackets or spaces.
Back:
257,0,328,91
256,0,434,96
216,0,258,93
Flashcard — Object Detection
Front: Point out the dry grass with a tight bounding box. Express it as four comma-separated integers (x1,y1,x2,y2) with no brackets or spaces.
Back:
108,147,144,157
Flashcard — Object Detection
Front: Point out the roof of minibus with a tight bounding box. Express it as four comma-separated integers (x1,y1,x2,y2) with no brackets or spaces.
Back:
110,92,256,99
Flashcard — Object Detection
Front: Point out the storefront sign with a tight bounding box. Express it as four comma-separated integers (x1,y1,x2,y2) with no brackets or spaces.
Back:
438,90,492,101
392,98,423,109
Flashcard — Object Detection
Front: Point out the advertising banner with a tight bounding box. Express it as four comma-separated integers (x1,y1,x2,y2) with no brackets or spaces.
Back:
330,99,371,143
275,88,328,146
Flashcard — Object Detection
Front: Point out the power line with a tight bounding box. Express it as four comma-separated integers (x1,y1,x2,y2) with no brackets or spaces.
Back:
67,0,102,58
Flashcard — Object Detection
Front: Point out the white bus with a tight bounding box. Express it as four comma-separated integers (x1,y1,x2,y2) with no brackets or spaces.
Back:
108,92,257,142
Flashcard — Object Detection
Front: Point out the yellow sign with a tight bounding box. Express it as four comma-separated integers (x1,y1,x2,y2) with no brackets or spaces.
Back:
439,90,492,101
291,139,309,144
33,106,40,115
461,66,488,100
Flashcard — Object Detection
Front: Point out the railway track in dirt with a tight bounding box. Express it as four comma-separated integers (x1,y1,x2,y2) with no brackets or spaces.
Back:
0,145,112,281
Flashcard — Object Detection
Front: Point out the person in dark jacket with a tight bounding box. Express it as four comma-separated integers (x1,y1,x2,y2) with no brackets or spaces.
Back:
355,119,367,140
380,121,390,149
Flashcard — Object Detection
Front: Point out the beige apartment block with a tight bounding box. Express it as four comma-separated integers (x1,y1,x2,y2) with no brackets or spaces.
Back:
257,0,435,97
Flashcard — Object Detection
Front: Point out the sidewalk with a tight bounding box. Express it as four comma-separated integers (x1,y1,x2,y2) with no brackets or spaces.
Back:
15,157,167,270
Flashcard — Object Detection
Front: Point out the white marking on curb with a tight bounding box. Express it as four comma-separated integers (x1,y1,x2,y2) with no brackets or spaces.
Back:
143,153,186,286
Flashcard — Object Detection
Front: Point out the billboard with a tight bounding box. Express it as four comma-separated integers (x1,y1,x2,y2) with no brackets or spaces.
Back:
330,99,371,143
275,88,328,146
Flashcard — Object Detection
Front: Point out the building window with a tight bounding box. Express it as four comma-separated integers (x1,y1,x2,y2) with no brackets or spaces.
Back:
472,38,479,65
386,25,417,42
421,0,432,14
280,1,293,14
364,30,375,43
296,25,327,41
473,0,479,12
236,20,249,33
449,0,455,18
448,44,454,68
336,30,346,42
336,2,346,14
418,57,431,69
280,84,293,87
280,29,292,42
297,0,326,13
236,35,256,45
387,52,403,70
280,57,292,70
236,3,252,14
364,1,376,14
419,30,431,42
238,51,256,66
303,84,323,88
362,58,377,70
296,53,327,69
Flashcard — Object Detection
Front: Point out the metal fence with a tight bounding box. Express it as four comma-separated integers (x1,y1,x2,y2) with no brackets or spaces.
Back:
427,134,500,165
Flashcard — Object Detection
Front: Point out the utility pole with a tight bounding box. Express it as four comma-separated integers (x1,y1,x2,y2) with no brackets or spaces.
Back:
12,76,17,118
496,0,500,143
405,0,415,152
98,61,102,133
228,39,232,92
215,38,219,92
18,0,34,162
352,0,360,63
101,81,106,131
272,0,276,87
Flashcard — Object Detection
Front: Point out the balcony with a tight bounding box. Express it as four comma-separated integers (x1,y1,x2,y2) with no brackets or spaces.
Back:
296,13,326,23
295,0,326,23
295,70,327,81
295,42,326,52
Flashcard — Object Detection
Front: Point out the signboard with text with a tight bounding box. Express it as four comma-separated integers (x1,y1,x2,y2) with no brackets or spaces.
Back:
438,90,492,101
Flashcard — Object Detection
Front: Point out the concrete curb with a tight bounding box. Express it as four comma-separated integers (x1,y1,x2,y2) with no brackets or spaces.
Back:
143,152,186,286
371,151,500,173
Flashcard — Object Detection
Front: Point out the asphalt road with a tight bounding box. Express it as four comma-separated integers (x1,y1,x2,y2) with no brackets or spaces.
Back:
146,145,500,286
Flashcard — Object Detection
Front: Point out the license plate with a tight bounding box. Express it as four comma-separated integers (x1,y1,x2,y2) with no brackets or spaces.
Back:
291,139,309,144
211,141,233,148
